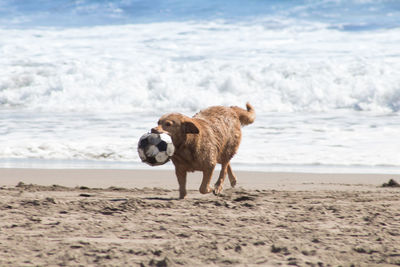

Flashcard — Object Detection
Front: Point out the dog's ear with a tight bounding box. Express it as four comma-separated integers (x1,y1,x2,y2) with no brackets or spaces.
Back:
183,121,199,134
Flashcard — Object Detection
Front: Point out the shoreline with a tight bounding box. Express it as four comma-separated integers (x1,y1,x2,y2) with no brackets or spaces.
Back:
1,158,400,175
1,168,398,191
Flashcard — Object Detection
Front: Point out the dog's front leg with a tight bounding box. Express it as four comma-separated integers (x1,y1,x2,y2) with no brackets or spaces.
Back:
175,167,187,199
199,165,215,194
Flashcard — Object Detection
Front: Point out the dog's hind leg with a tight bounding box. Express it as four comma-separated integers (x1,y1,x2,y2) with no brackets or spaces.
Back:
227,163,237,188
199,166,215,194
214,163,228,195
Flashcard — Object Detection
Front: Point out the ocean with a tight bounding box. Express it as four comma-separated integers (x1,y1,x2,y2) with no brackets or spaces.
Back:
0,0,399,173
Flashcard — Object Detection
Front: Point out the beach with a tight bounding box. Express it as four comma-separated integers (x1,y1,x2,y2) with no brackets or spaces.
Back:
1,0,400,266
1,169,399,266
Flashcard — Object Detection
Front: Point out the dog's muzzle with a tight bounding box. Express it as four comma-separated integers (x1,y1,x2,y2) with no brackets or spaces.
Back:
151,127,161,134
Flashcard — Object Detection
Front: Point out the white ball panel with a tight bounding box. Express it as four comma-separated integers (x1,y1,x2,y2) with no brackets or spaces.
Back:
145,145,159,157
155,151,169,163
138,148,146,161
159,133,172,143
148,133,161,145
166,143,175,156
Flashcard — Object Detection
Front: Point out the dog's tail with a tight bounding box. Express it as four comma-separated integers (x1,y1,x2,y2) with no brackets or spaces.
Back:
232,102,255,126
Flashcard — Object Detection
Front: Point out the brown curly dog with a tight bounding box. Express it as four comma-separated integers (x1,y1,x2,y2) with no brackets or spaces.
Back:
152,102,255,199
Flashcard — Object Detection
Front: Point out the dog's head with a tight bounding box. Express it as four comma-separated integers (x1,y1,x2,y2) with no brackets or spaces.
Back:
151,113,199,139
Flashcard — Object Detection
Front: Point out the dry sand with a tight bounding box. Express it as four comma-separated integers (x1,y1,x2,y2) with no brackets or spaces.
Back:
0,169,399,266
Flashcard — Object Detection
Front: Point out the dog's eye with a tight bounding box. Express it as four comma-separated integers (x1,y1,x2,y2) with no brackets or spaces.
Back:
165,121,172,127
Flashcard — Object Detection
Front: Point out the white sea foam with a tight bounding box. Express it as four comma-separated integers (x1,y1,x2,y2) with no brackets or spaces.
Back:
1,22,400,113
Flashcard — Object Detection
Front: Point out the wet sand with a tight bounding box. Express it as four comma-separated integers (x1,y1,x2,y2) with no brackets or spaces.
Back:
0,169,399,266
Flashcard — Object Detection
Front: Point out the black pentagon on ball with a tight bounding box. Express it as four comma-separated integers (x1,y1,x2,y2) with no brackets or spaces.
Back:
156,141,168,151
147,157,158,165
139,138,149,149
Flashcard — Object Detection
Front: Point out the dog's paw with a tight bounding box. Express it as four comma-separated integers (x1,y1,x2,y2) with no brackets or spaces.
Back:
213,185,223,196
179,191,187,199
230,179,237,188
199,186,213,194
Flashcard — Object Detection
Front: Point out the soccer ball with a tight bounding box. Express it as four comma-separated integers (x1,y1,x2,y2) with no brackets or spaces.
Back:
137,132,175,166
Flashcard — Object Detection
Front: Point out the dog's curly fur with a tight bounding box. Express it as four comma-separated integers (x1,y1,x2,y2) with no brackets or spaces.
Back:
152,103,255,199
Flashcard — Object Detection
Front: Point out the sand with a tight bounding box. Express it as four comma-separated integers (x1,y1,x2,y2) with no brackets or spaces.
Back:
0,169,399,266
